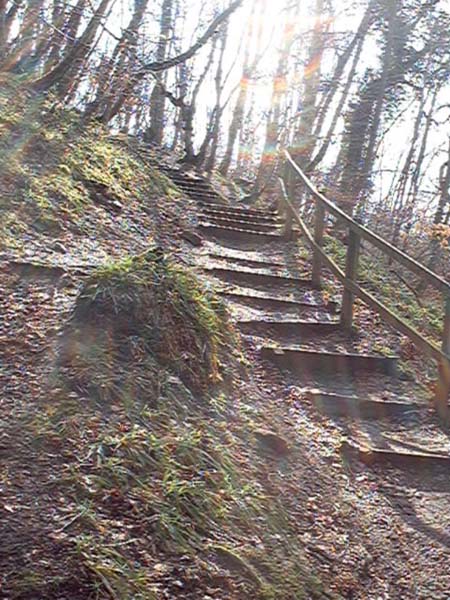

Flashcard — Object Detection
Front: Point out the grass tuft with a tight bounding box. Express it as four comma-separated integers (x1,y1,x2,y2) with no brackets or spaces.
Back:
59,249,235,398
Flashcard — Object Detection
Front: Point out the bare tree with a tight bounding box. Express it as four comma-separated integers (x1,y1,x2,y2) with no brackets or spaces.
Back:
145,0,175,145
219,0,267,176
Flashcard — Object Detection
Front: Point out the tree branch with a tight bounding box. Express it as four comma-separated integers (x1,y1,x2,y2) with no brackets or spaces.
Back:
100,0,244,123
138,0,243,75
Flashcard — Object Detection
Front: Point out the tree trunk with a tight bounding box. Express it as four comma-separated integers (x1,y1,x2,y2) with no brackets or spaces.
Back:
338,1,403,213
360,0,397,192
145,0,175,145
63,0,88,50
429,139,450,269
44,0,68,70
391,91,425,247
30,0,113,93
312,0,376,141
203,21,229,171
218,0,266,176
87,0,149,120
171,62,188,150
254,0,299,189
0,0,8,56
309,34,364,172
293,0,327,167
3,0,46,73
407,85,438,206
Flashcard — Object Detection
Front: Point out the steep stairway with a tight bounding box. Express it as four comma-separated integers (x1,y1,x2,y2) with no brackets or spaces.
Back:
160,166,227,205
176,181,450,472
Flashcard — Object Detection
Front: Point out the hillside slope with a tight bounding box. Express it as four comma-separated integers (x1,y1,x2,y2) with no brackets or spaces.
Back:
1,84,337,600
3,83,450,600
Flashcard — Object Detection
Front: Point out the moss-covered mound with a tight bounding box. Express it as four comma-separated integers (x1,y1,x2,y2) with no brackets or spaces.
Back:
59,249,236,399
0,78,186,257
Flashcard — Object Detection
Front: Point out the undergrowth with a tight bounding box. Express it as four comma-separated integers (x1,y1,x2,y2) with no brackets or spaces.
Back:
60,248,235,397
31,387,330,599
324,236,444,344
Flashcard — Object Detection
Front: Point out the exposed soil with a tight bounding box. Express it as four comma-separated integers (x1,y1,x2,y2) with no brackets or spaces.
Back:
2,172,450,600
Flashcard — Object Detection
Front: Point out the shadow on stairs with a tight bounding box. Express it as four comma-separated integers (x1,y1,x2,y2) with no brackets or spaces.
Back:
186,197,450,472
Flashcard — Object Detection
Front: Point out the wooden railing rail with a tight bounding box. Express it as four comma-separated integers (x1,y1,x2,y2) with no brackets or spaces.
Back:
280,150,450,421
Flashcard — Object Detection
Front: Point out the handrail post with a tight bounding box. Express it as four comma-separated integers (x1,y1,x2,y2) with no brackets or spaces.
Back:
278,162,289,215
311,200,325,287
435,295,450,421
282,163,294,240
284,207,294,240
341,228,361,331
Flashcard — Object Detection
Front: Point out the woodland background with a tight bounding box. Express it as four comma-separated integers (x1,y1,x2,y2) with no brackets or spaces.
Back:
2,0,450,274
2,3,450,598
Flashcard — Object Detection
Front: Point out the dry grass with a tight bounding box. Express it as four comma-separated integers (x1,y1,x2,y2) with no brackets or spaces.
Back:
59,249,236,398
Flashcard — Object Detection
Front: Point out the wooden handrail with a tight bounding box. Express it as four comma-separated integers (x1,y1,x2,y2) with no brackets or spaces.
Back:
284,150,450,297
280,154,450,421
279,179,449,364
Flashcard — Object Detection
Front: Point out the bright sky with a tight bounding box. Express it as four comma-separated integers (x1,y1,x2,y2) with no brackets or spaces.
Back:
100,0,449,213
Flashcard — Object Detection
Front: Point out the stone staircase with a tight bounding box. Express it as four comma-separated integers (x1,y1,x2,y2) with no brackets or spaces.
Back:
198,203,284,244
164,170,450,471
160,166,227,205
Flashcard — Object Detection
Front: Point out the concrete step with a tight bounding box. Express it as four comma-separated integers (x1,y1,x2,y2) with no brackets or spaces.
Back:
197,201,277,217
218,289,338,314
238,319,340,337
185,190,222,198
200,213,282,228
306,391,423,419
200,207,281,224
168,178,211,189
200,216,280,233
169,180,213,192
160,168,207,184
162,172,225,201
164,177,218,194
261,346,399,376
198,224,285,244
341,439,450,469
176,190,225,203
188,192,225,202
207,253,288,270
205,265,313,289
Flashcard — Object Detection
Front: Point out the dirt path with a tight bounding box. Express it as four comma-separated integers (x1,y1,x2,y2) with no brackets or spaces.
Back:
1,189,450,599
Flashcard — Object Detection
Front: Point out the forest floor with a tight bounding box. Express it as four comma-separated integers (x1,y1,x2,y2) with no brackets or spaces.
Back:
2,88,450,599
2,228,450,599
